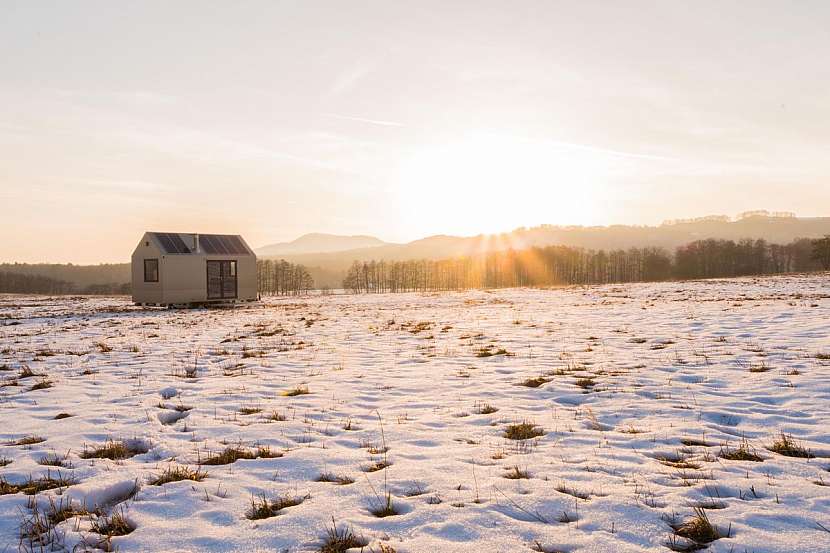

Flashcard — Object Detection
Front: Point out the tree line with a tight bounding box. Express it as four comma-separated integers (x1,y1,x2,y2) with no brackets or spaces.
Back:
0,271,129,295
343,236,830,293
256,259,314,296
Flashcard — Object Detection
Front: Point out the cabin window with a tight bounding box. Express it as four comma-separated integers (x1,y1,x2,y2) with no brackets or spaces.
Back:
144,259,159,282
206,260,237,299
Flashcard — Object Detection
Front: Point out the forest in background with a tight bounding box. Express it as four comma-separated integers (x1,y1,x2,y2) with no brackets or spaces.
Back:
256,259,314,296
342,236,830,293
0,263,130,293
257,213,830,284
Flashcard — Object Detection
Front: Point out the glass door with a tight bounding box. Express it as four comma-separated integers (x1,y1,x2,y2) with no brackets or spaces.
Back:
207,260,237,299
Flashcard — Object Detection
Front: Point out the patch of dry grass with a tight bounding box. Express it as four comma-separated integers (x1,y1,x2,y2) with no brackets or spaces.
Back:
81,439,149,460
320,518,368,553
283,385,310,397
519,376,550,388
668,507,727,546
149,465,207,485
316,472,355,485
504,421,544,440
199,445,281,465
719,439,763,462
768,432,814,458
1,471,77,495
6,435,45,446
247,493,307,520
503,466,530,479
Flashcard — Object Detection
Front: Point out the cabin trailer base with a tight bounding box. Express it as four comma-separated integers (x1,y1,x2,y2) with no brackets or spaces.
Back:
135,298,259,308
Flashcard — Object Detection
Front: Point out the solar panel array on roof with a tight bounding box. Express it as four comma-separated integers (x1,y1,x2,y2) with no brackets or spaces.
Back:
155,232,192,254
199,234,250,255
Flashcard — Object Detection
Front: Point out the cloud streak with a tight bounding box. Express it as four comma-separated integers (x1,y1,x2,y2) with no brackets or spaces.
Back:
322,113,406,128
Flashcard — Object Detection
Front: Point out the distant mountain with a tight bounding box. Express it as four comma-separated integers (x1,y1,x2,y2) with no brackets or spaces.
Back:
256,233,388,256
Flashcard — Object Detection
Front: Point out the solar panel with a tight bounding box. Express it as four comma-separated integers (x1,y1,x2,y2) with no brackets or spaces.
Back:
200,234,249,255
215,236,232,254
226,235,249,254
200,234,226,255
155,233,176,253
152,232,248,255
198,235,213,253
169,233,191,254
153,232,191,254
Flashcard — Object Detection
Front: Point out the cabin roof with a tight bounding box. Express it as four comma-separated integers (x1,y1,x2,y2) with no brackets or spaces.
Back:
147,232,254,256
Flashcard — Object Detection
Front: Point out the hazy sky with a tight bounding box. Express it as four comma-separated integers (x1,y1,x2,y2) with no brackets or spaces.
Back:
2,1,830,263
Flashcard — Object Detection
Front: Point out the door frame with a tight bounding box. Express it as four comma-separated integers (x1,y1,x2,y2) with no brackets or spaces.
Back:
206,259,238,299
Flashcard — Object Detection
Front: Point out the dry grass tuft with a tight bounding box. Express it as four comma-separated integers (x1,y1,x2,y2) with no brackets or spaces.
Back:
45,498,90,524
149,465,207,485
90,507,134,537
19,365,39,379
555,483,590,500
7,435,45,446
247,493,307,520
504,421,544,440
656,452,701,470
0,476,21,495
7,471,78,495
283,385,310,397
474,402,498,414
29,378,53,391
719,439,763,462
574,377,596,389
363,460,391,473
38,451,72,468
368,488,400,518
670,507,726,545
519,376,550,388
748,361,772,373
267,410,287,422
316,472,355,485
475,345,510,357
199,446,254,465
503,466,530,479
95,342,113,353
768,432,814,458
199,445,281,465
320,518,368,553
81,439,149,460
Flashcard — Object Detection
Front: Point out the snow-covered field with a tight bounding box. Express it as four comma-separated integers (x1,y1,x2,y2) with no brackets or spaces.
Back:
2,274,830,553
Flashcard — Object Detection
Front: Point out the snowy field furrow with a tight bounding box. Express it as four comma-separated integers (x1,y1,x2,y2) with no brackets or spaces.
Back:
1,275,829,552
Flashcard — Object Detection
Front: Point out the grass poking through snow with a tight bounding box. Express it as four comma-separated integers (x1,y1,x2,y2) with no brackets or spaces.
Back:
504,421,544,440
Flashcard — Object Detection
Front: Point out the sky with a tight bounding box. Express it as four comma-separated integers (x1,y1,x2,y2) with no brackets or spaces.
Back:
2,1,829,264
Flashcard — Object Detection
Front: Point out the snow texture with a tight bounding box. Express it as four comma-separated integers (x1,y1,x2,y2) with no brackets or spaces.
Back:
1,274,829,552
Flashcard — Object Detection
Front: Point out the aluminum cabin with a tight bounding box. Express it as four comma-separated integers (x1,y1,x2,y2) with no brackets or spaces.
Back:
131,232,257,306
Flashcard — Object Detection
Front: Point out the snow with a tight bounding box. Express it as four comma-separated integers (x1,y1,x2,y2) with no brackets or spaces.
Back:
1,274,830,552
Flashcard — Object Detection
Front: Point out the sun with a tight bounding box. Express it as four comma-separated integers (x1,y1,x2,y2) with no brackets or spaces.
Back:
393,132,610,238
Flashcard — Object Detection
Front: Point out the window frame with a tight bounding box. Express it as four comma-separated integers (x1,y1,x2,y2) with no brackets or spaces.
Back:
143,258,159,283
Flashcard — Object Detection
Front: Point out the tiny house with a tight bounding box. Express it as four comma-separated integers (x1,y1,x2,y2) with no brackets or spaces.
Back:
132,232,258,306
